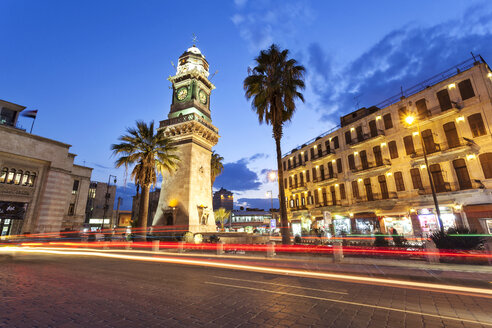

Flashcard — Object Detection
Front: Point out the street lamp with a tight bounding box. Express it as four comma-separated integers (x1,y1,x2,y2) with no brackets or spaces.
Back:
404,115,444,233
101,174,117,231
268,170,277,182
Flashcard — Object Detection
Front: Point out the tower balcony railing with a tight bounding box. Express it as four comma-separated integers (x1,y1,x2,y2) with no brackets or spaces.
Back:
160,113,218,134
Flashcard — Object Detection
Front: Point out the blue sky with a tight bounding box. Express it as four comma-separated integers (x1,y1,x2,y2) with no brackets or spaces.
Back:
1,0,492,210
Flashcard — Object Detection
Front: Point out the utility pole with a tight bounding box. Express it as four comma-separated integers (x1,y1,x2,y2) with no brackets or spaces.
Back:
101,175,117,231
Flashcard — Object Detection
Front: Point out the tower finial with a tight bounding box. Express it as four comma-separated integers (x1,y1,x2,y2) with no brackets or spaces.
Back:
192,33,198,46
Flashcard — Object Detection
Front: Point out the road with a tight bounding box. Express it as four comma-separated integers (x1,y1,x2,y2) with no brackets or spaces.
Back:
1,251,492,328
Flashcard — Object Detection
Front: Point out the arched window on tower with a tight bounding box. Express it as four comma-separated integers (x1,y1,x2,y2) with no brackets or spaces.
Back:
22,171,30,186
14,170,23,185
0,167,7,183
6,169,15,184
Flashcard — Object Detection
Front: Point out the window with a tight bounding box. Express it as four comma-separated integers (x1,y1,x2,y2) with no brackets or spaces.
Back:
348,154,356,170
304,152,308,162
378,175,389,199
333,136,339,149
443,121,460,149
301,196,305,206
307,191,313,205
437,89,452,111
310,148,315,159
0,167,7,183
298,154,302,165
290,199,294,208
284,178,287,188
327,162,334,178
325,140,331,154
29,173,36,187
294,175,298,187
292,156,296,167
479,153,492,179
314,189,319,204
468,113,486,137
306,170,310,182
453,159,472,190
360,150,368,169
458,79,475,101
364,178,374,201
295,197,299,207
410,168,423,190
283,161,286,171
340,183,346,200
330,186,337,205
388,141,398,159
6,169,15,184
429,164,446,193
373,145,383,166
415,98,428,118
394,172,405,191
317,144,322,157
352,181,360,199
312,167,317,180
299,172,304,186
356,126,363,142
322,188,327,205
398,107,408,122
320,165,325,180
289,176,292,187
68,203,75,216
345,131,352,145
72,180,80,195
14,170,22,185
403,136,415,155
336,158,342,173
422,129,437,154
383,113,393,129
369,120,377,137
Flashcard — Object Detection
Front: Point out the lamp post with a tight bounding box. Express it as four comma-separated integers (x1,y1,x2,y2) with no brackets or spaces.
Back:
101,174,117,231
267,170,278,233
405,115,444,233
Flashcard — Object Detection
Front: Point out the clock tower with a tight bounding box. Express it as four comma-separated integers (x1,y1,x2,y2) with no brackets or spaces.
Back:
152,45,219,234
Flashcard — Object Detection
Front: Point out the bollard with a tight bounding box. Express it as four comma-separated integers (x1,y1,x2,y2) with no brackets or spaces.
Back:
178,241,184,253
152,240,160,252
125,241,132,250
267,241,276,258
217,241,224,255
333,241,343,262
424,239,440,264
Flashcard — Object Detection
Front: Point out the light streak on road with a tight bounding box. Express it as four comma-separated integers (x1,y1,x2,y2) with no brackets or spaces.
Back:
204,281,492,326
2,246,492,299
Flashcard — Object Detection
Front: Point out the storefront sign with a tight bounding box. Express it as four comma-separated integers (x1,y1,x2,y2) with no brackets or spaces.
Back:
270,219,276,229
0,201,28,220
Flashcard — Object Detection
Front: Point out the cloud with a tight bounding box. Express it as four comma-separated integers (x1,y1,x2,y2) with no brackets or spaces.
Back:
308,7,492,122
248,153,268,161
235,197,279,210
213,158,261,191
234,0,247,8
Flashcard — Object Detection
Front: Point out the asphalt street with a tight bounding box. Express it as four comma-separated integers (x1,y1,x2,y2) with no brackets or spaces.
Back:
1,252,492,328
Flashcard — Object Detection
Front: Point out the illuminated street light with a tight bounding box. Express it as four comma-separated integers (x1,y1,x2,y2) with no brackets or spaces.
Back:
404,114,444,233
268,170,277,182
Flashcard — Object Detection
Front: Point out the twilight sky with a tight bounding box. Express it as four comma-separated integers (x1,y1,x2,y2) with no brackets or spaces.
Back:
1,0,492,210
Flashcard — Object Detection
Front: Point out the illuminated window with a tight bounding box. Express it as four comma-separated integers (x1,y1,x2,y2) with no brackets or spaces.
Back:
22,171,30,186
0,167,7,183
72,180,80,195
6,169,15,184
28,173,36,187
14,170,22,185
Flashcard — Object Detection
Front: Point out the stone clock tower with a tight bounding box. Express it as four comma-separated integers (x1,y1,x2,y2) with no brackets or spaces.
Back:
152,45,219,234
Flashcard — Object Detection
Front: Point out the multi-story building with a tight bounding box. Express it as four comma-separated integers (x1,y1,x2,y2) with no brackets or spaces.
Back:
282,56,492,237
85,181,117,229
230,210,273,233
213,187,234,211
0,99,92,236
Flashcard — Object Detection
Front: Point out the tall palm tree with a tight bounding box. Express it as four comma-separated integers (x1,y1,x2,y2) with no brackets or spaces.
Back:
243,44,305,245
111,120,179,240
211,151,224,188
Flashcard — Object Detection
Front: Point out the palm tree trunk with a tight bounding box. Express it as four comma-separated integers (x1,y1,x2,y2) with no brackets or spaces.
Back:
275,136,291,245
138,184,150,241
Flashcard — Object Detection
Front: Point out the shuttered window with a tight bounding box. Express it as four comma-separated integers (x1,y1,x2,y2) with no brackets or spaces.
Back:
443,121,460,148
330,186,337,205
373,145,383,166
430,164,446,193
348,154,356,170
403,136,415,155
369,120,377,137
453,159,472,190
333,136,339,149
352,180,359,199
306,170,310,182
458,79,475,101
336,158,342,173
383,113,393,129
479,153,492,179
314,189,319,204
360,150,368,169
388,140,398,159
394,172,405,191
378,175,389,199
410,168,423,190
415,98,428,118
345,131,352,145
310,148,315,159
325,140,331,154
356,126,363,142
364,178,374,201
283,161,286,171
340,183,346,200
437,89,452,111
422,129,437,154
312,167,317,180
468,113,486,137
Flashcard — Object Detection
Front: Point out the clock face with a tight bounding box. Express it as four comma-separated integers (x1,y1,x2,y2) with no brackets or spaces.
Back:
177,87,188,101
199,90,207,104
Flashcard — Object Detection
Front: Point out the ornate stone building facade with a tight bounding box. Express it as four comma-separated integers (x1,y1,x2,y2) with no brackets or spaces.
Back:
282,57,492,237
0,99,92,236
152,45,219,233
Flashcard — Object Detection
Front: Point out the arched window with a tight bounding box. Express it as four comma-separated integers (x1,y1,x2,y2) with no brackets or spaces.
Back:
22,171,30,186
6,169,15,184
14,170,23,185
29,172,36,187
479,153,492,179
0,167,7,183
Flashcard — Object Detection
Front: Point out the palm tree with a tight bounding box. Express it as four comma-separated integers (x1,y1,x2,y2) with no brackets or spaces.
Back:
243,44,305,245
111,120,179,240
211,151,224,188
214,208,231,231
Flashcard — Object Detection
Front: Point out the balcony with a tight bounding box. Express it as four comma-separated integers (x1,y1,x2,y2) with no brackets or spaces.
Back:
355,192,398,203
417,180,485,195
349,129,385,148
311,149,336,162
312,173,338,185
410,138,478,165
288,182,307,192
291,206,308,212
351,159,391,176
286,161,306,171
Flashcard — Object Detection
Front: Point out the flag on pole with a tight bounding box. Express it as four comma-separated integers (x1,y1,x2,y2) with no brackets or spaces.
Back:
21,110,38,119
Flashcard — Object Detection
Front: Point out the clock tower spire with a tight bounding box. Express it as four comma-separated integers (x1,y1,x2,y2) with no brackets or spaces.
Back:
152,44,219,234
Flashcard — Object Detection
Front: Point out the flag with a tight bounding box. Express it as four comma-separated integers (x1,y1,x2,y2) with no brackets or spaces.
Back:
21,110,38,119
